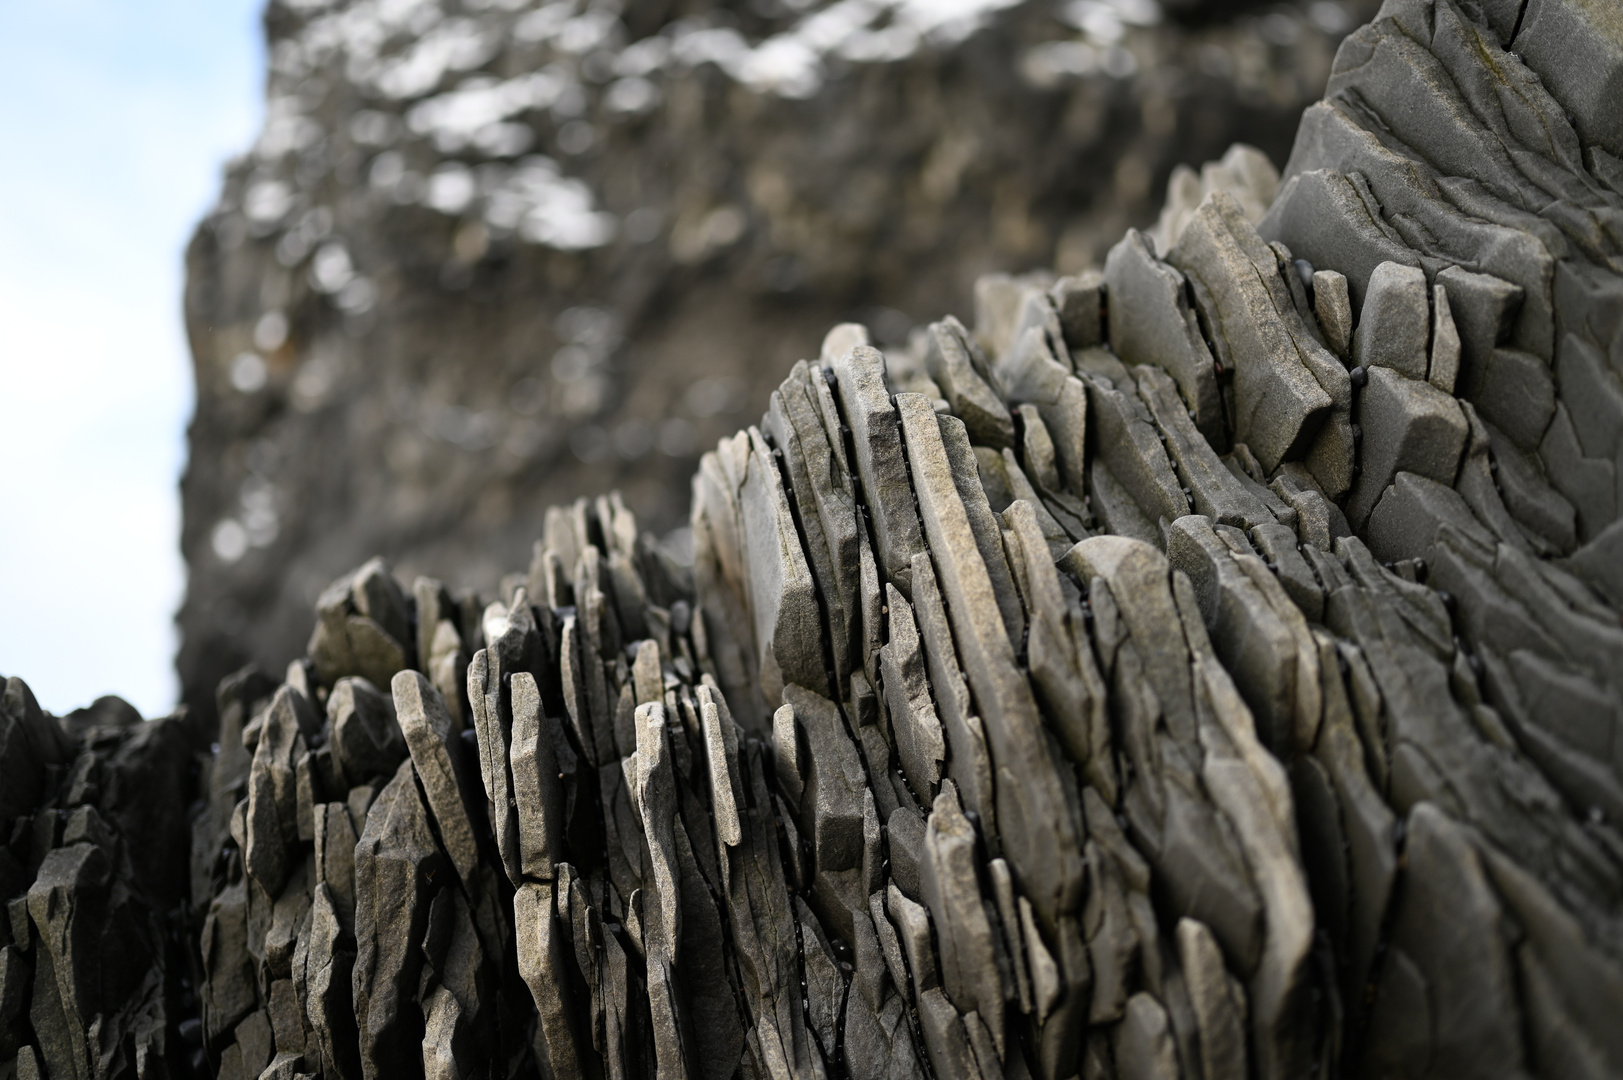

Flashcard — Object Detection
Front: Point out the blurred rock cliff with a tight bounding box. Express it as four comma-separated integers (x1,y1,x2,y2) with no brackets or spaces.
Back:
179,0,1374,724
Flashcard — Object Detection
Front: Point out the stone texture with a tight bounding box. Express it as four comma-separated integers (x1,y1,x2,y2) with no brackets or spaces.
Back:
8,6,1623,1080
1105,229,1225,447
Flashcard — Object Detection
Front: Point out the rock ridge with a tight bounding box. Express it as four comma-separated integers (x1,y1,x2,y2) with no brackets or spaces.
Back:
4,1,1623,1077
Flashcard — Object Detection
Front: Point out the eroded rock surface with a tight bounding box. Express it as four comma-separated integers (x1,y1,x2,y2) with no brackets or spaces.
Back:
6,0,1623,1076
177,0,1375,731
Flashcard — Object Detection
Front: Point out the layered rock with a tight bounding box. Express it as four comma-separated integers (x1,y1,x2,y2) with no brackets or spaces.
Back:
177,0,1376,731
5,0,1623,1076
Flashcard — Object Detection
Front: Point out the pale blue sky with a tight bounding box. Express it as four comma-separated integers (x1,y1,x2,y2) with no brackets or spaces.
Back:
0,0,264,716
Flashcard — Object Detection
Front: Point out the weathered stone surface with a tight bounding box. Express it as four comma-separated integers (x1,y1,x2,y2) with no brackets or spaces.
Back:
328,677,404,790
880,585,946,804
1313,269,1354,359
1105,229,1225,446
508,672,564,883
1170,191,1349,492
898,392,1083,927
1354,261,1430,379
1346,366,1469,528
921,788,1005,1057
1083,365,1190,528
925,317,1015,451
994,327,1090,497
836,345,926,596
392,671,483,891
1135,366,1274,531
352,759,447,1080
15,7,1623,1079
740,426,828,704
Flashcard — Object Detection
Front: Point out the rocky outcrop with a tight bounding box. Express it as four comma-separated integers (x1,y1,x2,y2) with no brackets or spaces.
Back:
177,0,1376,731
6,0,1623,1076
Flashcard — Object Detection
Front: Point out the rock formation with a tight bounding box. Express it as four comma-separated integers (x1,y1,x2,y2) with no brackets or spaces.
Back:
177,0,1375,730
6,0,1623,1077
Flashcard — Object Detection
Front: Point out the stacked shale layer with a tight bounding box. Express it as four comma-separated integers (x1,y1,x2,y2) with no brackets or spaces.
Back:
178,0,1376,733
6,0,1623,1076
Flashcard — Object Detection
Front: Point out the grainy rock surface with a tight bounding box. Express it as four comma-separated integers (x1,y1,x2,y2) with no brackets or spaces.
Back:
177,0,1376,729
6,0,1623,1077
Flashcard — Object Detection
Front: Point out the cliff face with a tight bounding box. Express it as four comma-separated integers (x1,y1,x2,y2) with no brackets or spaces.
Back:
178,0,1372,726
4,2,1623,1079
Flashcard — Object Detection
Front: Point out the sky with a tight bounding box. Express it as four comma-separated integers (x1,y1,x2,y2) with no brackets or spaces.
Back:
0,0,264,717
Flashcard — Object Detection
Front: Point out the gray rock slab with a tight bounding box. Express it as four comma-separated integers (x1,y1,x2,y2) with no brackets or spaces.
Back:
898,393,1083,926
1248,521,1323,623
1188,661,1315,1080
1135,365,1274,530
1353,261,1430,379
1566,517,1623,608
1436,265,1522,372
508,672,564,882
1083,370,1189,528
392,671,482,891
1346,366,1468,530
514,881,581,1080
1258,163,1423,310
937,413,1025,654
1015,404,1062,493
905,553,993,831
0,677,71,829
925,317,1015,450
633,701,682,965
313,802,358,935
466,648,520,887
845,985,924,1080
1556,331,1623,464
1050,271,1105,352
1312,269,1353,360
797,896,845,1058
922,789,1005,1056
821,322,870,366
1540,403,1617,542
887,807,927,902
918,986,978,1080
352,759,447,1080
1429,284,1461,394
1483,419,1577,554
973,274,1037,361
985,858,1030,1015
1061,536,1198,742
994,326,1089,496
784,685,867,877
1461,346,1556,452
772,702,804,812
1362,803,1528,1078
1170,191,1338,475
246,687,314,896
1513,0,1623,158
867,891,910,1005
299,881,360,1080
1088,459,1161,548
880,584,947,803
834,345,927,595
1003,501,1113,800
999,450,1073,556
1114,993,1180,1080
1176,918,1247,1080
1478,842,1623,1078
766,362,860,687
1105,228,1225,446
1167,514,1322,754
